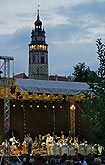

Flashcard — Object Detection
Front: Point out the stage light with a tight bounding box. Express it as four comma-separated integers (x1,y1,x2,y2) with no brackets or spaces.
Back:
30,104,32,108
44,105,47,108
60,105,62,109
37,105,39,108
21,104,23,108
12,104,16,108
70,104,75,110
29,101,33,108
52,105,55,109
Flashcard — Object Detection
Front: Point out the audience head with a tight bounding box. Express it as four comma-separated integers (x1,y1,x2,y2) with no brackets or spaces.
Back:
94,158,101,165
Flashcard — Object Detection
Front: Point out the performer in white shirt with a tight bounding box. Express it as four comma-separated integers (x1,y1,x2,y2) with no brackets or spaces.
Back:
46,133,54,155
9,136,18,146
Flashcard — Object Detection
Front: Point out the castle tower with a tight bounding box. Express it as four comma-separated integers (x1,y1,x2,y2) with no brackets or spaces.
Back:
28,9,48,80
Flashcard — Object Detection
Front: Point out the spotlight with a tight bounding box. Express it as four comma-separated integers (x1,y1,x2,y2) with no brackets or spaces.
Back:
30,104,33,108
21,104,23,108
37,105,39,108
13,104,16,108
29,101,33,108
52,105,55,109
70,104,75,110
60,105,62,109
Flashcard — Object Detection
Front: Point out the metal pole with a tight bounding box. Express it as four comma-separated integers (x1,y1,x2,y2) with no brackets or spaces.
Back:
0,56,14,164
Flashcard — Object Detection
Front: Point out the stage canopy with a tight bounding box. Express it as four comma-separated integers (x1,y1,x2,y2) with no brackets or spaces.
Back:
0,78,89,100
16,78,89,95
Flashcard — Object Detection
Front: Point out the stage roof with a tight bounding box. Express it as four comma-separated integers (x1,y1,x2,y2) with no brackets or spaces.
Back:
16,78,89,95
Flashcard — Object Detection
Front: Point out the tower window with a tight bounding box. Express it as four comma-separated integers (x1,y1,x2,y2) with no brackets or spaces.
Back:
41,56,44,63
32,54,36,63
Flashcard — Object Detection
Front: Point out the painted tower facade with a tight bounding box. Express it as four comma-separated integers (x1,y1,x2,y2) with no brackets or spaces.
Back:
28,10,48,80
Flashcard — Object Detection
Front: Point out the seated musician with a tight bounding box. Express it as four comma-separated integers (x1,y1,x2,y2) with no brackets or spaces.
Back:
61,131,65,140
37,134,42,150
9,136,18,146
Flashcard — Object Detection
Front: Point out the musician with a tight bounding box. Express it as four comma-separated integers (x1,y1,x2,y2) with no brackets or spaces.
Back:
61,131,65,140
37,134,42,150
9,136,18,146
2,139,10,154
26,133,33,155
9,136,20,155
53,134,58,143
73,137,79,154
68,131,71,139
46,133,54,155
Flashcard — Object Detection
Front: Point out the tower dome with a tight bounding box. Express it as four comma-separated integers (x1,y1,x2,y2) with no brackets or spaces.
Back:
34,9,42,30
35,16,42,26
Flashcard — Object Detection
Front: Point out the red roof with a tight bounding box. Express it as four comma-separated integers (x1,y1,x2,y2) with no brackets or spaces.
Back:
49,75,70,82
14,73,74,81
14,73,28,79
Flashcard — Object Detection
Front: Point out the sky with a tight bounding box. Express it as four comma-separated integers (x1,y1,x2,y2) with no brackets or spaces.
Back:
0,0,105,77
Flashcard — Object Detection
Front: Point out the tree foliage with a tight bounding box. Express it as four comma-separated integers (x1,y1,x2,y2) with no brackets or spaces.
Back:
82,39,105,146
72,62,90,82
72,62,97,83
97,39,105,79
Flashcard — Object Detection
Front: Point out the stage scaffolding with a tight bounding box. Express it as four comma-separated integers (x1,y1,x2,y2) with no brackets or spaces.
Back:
0,56,14,165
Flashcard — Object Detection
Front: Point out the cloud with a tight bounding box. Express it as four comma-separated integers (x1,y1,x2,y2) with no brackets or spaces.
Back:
8,27,30,46
67,0,105,18
0,27,31,75
0,0,104,77
45,0,105,47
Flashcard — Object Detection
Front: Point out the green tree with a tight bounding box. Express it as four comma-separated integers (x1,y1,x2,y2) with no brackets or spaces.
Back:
97,38,105,79
82,39,105,146
72,62,90,82
72,62,97,83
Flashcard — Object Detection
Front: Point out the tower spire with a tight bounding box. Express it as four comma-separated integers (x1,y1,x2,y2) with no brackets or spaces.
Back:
34,4,42,30
37,5,40,20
